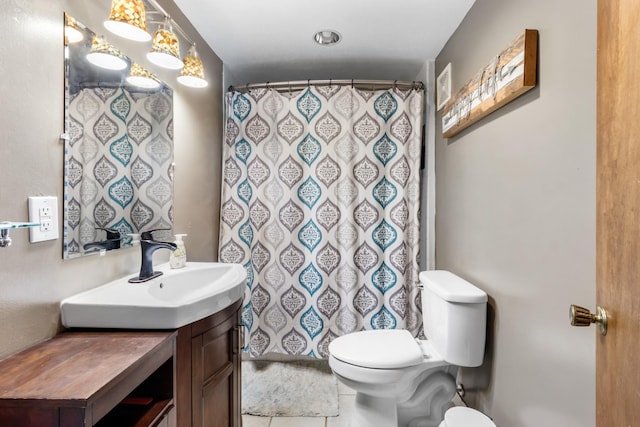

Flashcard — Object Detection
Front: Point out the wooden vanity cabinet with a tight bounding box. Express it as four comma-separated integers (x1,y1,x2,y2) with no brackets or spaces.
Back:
0,331,176,427
0,299,243,427
176,299,242,427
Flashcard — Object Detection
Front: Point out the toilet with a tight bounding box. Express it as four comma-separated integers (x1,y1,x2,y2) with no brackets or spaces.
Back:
328,270,492,427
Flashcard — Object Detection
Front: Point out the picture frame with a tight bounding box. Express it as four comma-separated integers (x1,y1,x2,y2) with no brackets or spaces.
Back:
441,29,538,138
436,63,452,111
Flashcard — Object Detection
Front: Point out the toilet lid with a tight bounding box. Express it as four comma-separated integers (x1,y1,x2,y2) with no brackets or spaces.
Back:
444,407,495,427
329,329,424,369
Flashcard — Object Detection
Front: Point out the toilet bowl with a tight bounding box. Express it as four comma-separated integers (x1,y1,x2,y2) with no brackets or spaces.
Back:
329,330,458,427
328,270,488,427
439,407,496,427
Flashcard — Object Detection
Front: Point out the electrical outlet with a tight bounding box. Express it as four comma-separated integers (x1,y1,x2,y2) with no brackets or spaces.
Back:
40,219,52,232
28,196,59,243
39,207,52,218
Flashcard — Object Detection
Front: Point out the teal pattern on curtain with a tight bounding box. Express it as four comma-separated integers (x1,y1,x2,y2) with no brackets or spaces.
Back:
65,86,174,255
219,85,424,357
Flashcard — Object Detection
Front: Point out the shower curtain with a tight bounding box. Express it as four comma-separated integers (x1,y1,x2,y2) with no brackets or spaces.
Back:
219,84,424,357
65,86,174,256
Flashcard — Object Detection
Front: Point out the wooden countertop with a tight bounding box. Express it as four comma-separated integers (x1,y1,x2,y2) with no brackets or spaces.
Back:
0,331,175,402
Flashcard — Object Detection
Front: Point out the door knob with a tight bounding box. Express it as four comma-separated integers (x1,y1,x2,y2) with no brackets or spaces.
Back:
570,304,608,336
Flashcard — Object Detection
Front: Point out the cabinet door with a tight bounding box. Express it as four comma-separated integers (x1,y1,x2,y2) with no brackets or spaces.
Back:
191,308,240,427
202,371,232,427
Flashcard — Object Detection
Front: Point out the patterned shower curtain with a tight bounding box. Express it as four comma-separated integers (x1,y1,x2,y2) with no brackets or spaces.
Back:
65,86,174,256
219,85,424,357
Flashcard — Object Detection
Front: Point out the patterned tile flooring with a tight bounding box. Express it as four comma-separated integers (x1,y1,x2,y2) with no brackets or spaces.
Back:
242,382,356,427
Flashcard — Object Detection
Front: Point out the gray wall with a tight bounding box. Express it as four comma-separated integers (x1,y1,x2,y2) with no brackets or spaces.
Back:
435,0,596,425
0,0,222,359
416,60,436,271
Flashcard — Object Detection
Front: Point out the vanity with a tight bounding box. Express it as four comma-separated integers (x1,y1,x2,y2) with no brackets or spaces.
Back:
175,300,242,427
0,263,246,427
0,331,177,426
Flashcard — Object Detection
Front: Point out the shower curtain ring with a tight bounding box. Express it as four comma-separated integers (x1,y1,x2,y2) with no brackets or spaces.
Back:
329,78,332,88
394,80,398,90
266,81,270,90
307,79,311,88
351,79,354,88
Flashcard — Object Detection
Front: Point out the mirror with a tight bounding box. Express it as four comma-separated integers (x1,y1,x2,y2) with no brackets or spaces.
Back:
63,14,174,259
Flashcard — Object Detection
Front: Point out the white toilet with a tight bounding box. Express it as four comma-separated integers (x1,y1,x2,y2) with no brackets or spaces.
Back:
438,407,495,427
328,270,493,427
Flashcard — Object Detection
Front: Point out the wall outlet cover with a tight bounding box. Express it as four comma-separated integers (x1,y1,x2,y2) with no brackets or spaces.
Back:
28,196,59,243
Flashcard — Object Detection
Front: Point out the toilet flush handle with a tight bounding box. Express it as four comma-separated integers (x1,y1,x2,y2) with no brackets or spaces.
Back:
570,304,608,336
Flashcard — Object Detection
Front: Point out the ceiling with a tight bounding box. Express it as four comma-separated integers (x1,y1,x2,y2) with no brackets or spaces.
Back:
172,0,475,86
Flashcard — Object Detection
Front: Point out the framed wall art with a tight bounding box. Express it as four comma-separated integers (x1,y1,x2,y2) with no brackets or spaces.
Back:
436,63,452,111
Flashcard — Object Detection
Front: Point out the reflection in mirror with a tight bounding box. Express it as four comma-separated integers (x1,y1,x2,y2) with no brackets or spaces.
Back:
63,13,174,259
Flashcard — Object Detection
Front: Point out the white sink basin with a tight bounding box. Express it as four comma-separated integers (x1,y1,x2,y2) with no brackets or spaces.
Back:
60,262,247,329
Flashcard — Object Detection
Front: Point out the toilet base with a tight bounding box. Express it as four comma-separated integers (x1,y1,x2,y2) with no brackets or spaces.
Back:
396,370,457,427
352,393,398,427
337,367,457,427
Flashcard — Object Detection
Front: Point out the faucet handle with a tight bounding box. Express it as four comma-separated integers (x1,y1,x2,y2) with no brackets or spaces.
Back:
140,228,172,241
96,227,121,240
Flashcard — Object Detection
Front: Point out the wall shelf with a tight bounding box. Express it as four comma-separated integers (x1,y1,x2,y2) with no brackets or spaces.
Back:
0,221,40,248
0,221,40,230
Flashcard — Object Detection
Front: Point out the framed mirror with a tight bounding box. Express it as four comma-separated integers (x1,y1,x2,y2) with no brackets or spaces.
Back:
63,13,174,259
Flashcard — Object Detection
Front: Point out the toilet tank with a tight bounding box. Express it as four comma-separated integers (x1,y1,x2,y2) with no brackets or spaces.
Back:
420,271,487,367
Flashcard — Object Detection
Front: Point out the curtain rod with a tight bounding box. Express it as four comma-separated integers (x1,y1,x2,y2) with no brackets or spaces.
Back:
229,79,425,94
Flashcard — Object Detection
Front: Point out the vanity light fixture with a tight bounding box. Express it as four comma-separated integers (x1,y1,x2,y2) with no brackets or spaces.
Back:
86,35,129,70
99,0,208,88
64,15,83,43
313,30,341,46
104,0,151,42
126,63,160,89
147,17,184,69
177,45,208,88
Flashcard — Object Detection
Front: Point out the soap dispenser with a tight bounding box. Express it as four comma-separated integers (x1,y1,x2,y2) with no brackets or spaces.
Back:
169,234,188,269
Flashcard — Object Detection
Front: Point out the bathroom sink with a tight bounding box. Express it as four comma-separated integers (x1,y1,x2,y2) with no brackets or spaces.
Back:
60,262,247,329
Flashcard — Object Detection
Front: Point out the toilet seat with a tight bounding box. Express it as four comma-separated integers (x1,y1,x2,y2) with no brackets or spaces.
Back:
329,329,424,369
440,407,496,427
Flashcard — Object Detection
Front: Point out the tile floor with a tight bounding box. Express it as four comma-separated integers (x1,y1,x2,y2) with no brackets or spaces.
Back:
242,382,356,427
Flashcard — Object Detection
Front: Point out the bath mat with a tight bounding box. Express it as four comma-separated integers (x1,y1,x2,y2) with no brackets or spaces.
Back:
242,359,339,417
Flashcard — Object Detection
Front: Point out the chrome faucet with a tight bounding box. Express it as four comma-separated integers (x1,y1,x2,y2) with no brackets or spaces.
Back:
128,229,177,283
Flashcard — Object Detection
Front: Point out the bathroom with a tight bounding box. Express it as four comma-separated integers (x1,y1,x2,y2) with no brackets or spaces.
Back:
0,0,601,426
